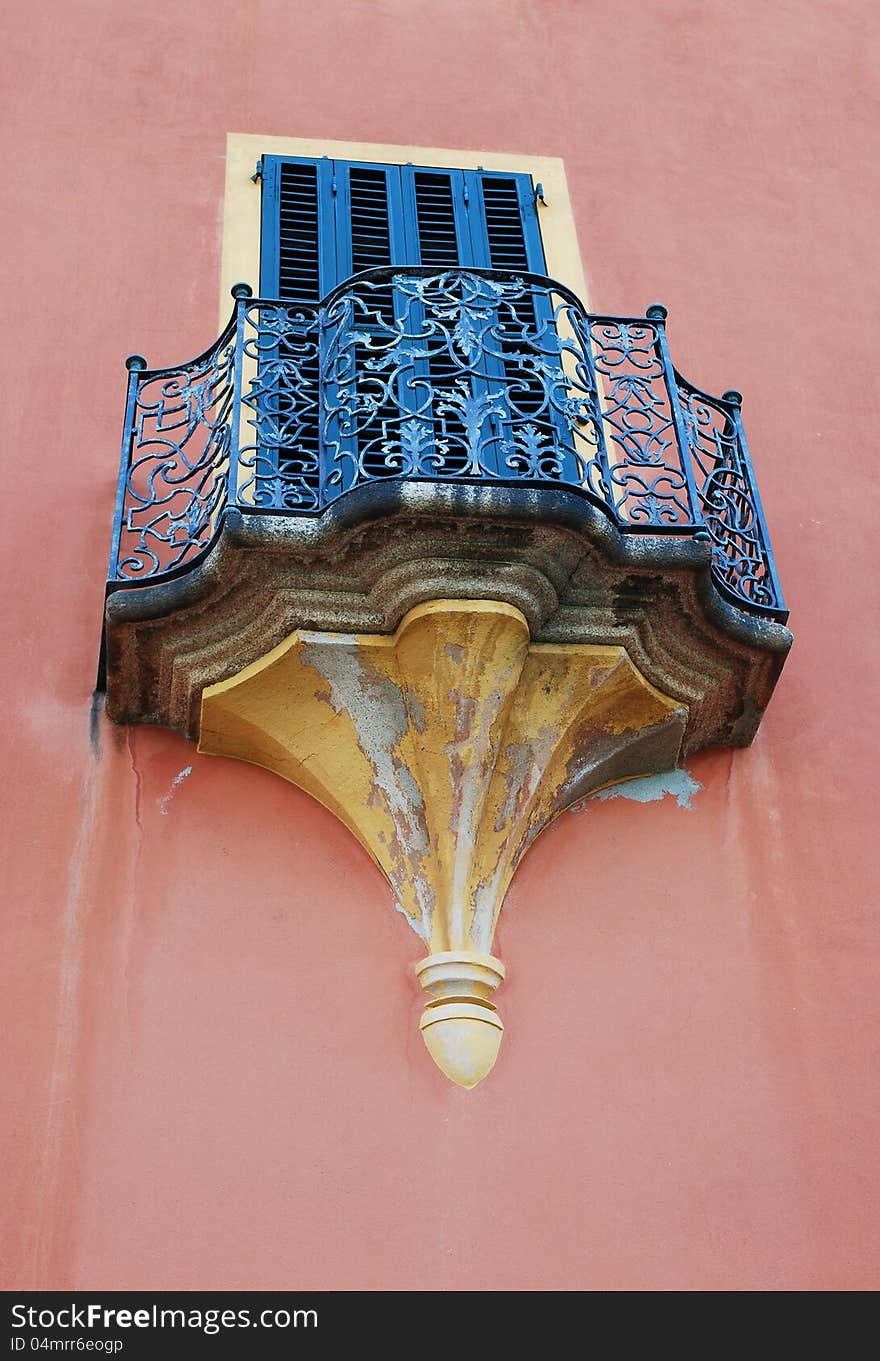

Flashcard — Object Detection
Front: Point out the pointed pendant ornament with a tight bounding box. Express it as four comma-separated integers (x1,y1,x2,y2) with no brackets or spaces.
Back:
198,600,687,1087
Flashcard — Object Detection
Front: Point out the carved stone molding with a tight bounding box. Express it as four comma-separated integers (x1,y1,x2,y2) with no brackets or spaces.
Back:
198,598,686,1087
104,497,790,754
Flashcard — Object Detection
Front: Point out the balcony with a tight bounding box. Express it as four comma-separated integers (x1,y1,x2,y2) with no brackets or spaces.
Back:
99,265,793,1087
101,267,790,747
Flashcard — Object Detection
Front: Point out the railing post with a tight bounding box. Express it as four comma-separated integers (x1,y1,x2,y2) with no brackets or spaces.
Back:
107,353,146,583
647,304,702,529
227,283,252,506
721,388,786,616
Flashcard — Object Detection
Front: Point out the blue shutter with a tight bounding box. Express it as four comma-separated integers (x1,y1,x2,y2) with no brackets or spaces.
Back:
260,159,546,298
469,172,573,482
402,168,554,478
396,168,483,475
468,170,546,272
329,163,412,480
259,156,335,299
335,161,409,277
403,168,472,266
255,157,335,507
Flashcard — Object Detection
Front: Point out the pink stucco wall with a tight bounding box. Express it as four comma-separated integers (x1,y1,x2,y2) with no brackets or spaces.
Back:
1,0,877,1290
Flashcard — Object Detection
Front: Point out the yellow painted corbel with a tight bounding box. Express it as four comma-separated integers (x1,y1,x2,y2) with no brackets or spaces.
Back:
199,600,686,1087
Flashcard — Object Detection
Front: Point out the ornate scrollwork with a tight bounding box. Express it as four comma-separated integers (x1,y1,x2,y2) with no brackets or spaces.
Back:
237,301,322,510
676,381,780,611
315,271,605,490
113,330,235,581
590,320,691,527
108,268,784,620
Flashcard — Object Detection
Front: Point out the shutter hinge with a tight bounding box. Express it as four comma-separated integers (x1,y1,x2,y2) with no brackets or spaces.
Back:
250,159,263,184
463,183,470,204
534,182,547,207
331,175,338,196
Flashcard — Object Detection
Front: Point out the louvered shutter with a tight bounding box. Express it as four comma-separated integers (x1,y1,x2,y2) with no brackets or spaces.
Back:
470,172,556,451
261,161,546,292
259,156,334,300
259,160,546,305
257,157,335,503
332,163,413,476
397,168,478,475
336,163,407,275
470,171,545,272
404,168,554,476
407,169,472,265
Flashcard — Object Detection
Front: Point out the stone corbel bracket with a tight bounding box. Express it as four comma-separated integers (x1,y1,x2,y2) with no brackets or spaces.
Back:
105,495,791,1087
198,599,688,1088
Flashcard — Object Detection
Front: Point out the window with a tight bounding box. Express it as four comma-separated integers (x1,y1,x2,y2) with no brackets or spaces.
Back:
220,137,586,320
255,154,566,492
223,140,586,504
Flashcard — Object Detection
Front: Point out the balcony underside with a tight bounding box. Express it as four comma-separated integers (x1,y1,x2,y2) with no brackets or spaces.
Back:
103,480,791,751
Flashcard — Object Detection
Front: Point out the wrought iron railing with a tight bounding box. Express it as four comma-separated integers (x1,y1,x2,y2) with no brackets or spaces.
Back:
107,268,787,620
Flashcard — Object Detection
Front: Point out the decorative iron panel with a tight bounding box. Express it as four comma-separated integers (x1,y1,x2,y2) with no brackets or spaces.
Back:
676,376,782,613
236,298,322,510
108,324,235,582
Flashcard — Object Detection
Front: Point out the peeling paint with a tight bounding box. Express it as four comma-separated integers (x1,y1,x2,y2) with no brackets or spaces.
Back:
446,681,508,948
299,638,435,935
200,603,688,975
576,767,702,811
393,900,428,941
158,765,193,815
403,685,427,734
